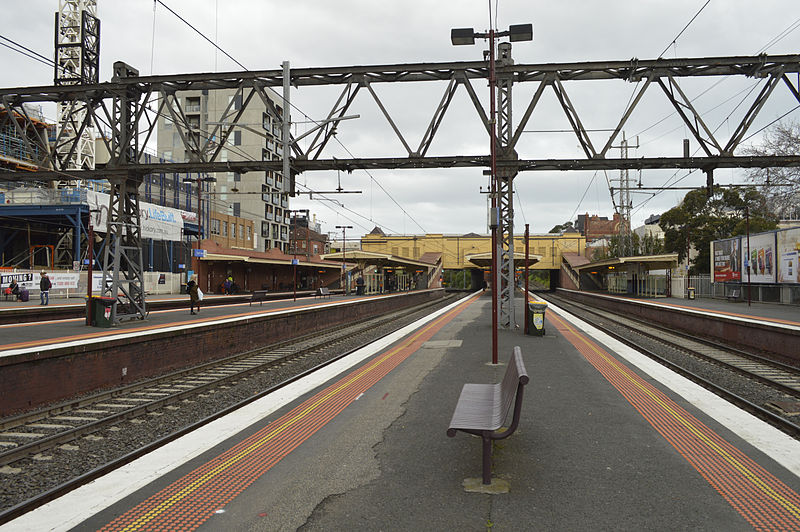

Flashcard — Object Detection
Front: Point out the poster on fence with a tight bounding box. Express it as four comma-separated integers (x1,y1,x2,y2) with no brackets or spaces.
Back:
1,272,79,290
777,227,800,284
742,232,776,283
86,190,186,242
713,237,741,282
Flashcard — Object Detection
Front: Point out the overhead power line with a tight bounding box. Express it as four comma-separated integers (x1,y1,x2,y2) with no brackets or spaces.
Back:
658,0,712,58
154,0,426,234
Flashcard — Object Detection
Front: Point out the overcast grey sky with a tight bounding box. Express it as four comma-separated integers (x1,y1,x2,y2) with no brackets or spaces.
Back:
3,0,799,238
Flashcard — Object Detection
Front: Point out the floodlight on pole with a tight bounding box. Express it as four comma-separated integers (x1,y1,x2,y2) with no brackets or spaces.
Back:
182,176,217,290
450,22,532,366
335,225,353,295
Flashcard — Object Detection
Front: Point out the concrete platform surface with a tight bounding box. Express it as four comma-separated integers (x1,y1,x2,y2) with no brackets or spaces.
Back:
6,292,800,531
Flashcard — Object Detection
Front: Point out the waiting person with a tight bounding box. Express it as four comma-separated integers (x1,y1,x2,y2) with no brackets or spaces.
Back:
6,279,20,301
39,271,51,305
356,275,365,295
187,275,200,315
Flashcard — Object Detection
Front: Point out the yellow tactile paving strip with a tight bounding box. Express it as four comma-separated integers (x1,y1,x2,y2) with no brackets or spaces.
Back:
548,310,800,531
97,293,480,531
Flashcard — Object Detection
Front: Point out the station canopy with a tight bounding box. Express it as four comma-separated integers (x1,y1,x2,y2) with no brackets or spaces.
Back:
572,254,679,274
199,252,342,270
321,250,439,272
465,251,542,269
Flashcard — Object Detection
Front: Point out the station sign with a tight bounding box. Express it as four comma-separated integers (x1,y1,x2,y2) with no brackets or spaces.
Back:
192,249,207,258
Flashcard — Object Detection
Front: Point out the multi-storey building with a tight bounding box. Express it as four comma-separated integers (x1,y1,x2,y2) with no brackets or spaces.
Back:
156,88,290,252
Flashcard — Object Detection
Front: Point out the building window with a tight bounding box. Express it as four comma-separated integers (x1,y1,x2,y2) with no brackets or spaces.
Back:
222,222,228,237
239,224,244,240
211,218,221,235
233,131,242,146
247,226,252,241
233,202,241,217
231,223,236,239
261,221,269,238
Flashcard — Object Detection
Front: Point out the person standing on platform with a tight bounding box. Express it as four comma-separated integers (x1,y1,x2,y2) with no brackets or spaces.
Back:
39,272,51,305
187,275,201,315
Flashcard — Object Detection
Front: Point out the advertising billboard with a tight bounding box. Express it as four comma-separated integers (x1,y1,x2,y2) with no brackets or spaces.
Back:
86,190,187,242
713,237,741,282
742,232,776,283
777,227,800,284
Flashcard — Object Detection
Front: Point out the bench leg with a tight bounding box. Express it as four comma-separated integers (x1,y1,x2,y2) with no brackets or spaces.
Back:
482,434,492,485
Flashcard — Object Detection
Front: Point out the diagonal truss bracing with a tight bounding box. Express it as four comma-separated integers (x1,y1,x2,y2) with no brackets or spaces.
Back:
1,54,799,328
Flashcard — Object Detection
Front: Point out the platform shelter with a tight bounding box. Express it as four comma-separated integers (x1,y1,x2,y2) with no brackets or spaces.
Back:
321,250,441,294
571,253,679,297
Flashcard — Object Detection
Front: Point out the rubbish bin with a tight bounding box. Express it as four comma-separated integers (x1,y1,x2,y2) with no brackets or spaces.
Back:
86,296,116,327
527,301,548,336
687,287,696,300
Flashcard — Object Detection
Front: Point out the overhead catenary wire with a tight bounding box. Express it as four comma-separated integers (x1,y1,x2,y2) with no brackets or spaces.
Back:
657,0,712,59
153,0,426,234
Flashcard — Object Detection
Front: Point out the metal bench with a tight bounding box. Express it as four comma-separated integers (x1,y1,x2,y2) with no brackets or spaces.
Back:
315,287,332,299
727,288,741,302
249,290,269,306
447,346,529,485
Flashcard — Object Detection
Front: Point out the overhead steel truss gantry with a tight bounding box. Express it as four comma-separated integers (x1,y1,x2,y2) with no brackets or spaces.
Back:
1,53,799,326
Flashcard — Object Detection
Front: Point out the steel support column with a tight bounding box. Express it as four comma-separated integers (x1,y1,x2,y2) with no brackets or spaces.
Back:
99,61,147,324
496,43,517,329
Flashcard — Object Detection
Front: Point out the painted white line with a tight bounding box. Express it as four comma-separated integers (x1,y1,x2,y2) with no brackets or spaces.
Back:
0,293,407,359
557,288,800,331
3,293,475,532
544,297,800,479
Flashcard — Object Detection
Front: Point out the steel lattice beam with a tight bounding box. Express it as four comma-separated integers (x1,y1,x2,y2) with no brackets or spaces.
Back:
1,53,799,329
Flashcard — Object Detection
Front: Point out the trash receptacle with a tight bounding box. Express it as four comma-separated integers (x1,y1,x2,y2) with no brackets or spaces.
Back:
527,301,548,336
687,287,695,300
86,296,116,327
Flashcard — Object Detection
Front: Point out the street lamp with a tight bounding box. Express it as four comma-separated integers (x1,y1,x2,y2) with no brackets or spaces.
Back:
451,22,532,365
335,225,353,295
289,209,309,301
182,176,217,289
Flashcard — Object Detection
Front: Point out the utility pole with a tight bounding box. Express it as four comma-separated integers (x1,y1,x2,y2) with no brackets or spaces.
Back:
335,225,352,295
611,132,639,257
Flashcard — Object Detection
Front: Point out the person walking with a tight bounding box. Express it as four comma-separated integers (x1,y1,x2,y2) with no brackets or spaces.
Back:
187,275,200,315
39,271,52,305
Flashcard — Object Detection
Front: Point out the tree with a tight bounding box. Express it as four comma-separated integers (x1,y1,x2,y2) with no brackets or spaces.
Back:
742,120,800,220
549,221,575,233
660,187,777,275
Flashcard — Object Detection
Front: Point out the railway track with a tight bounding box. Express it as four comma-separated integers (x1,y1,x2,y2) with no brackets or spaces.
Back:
0,294,456,469
538,292,800,438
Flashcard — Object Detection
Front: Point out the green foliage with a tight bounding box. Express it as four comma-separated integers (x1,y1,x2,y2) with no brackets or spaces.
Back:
549,221,575,233
590,232,664,261
660,187,777,275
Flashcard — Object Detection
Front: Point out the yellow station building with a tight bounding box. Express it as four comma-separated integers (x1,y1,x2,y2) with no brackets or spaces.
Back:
360,230,586,271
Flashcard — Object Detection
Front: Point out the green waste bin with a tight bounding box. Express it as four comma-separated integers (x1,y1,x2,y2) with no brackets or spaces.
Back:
687,287,696,300
86,296,116,327
527,301,548,336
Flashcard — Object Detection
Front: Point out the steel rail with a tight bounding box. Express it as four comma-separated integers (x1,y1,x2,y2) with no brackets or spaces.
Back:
0,292,465,525
537,292,800,439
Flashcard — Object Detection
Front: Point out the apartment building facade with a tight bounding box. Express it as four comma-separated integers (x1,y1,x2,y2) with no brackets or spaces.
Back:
156,88,290,252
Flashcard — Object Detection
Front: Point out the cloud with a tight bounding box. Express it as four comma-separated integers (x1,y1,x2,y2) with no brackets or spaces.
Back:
3,0,798,238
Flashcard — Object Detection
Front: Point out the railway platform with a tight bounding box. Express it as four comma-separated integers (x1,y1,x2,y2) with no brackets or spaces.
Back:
0,292,353,352
554,289,800,326
7,291,800,531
